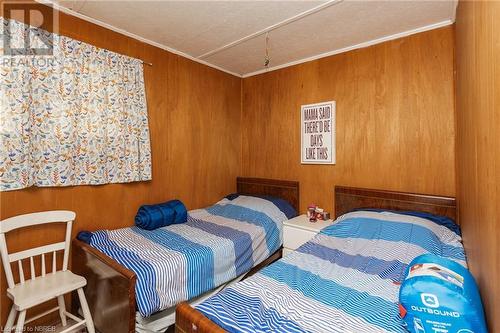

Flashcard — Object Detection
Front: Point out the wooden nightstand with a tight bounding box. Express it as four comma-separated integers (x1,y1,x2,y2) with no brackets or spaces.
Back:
283,214,336,256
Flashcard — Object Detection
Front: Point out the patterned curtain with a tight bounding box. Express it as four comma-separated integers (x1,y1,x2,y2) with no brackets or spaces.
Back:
0,18,152,191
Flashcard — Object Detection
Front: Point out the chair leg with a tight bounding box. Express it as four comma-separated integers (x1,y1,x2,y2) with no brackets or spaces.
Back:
14,310,26,333
4,305,17,333
57,295,67,326
77,288,95,333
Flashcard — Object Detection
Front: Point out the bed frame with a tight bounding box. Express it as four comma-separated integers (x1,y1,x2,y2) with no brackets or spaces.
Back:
71,177,299,333
174,185,457,333
334,186,457,222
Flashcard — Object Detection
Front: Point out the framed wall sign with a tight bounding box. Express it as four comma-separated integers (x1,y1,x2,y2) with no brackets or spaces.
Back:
301,101,336,164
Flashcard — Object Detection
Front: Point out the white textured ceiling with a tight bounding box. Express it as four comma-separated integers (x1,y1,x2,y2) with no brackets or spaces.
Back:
52,0,457,77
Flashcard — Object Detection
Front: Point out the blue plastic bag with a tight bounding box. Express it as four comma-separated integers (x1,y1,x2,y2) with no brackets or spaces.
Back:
399,254,488,333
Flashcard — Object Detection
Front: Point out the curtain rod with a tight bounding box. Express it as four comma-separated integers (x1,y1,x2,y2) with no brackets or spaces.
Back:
142,61,153,67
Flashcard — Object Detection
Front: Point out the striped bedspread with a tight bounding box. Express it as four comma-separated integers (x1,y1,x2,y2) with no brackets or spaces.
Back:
89,195,288,316
196,210,466,333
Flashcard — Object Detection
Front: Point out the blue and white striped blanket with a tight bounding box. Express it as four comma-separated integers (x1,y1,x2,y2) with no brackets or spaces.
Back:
89,195,288,316
196,210,466,333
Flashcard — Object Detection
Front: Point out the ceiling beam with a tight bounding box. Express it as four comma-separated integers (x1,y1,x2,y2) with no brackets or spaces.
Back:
197,0,344,60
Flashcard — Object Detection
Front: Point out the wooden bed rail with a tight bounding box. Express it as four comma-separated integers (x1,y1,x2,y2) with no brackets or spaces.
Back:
71,239,137,333
175,303,226,333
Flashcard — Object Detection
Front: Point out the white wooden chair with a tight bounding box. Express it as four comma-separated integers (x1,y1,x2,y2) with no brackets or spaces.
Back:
0,211,95,333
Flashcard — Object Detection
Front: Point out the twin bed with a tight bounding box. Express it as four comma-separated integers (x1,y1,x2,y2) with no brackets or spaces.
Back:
175,186,462,333
72,179,464,333
72,177,300,333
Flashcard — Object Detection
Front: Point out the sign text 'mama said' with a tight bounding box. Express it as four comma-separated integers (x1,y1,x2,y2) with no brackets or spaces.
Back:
301,101,336,164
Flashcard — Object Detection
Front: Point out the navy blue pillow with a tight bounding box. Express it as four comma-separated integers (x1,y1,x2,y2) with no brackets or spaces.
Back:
225,193,297,219
354,208,461,236
225,193,240,201
77,231,93,244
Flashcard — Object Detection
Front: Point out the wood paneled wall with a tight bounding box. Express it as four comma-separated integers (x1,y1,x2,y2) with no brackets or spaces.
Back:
455,2,500,331
241,27,456,213
0,6,466,328
0,6,241,324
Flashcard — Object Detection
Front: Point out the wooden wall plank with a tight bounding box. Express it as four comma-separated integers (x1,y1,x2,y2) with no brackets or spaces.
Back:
455,1,500,331
0,5,242,325
241,27,456,214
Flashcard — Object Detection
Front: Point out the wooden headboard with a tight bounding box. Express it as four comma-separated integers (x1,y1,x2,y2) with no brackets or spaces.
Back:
335,186,457,222
237,177,300,213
